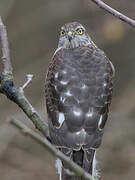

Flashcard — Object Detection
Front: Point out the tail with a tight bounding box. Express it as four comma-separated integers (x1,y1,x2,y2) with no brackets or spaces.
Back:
56,149,99,180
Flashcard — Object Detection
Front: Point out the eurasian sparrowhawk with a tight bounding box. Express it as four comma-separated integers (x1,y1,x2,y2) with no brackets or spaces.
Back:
45,22,115,180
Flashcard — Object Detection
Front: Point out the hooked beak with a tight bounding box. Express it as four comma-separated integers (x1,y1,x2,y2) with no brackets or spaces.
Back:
67,31,73,42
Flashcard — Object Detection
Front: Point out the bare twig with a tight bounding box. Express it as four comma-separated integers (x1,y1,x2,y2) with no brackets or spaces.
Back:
91,0,135,27
10,118,96,180
0,17,49,137
21,74,33,90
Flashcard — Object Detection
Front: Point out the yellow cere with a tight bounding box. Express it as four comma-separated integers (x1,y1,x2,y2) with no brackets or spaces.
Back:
68,31,73,36
77,28,83,35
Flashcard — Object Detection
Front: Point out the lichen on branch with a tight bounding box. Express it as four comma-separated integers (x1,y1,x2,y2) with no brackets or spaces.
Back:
0,17,49,137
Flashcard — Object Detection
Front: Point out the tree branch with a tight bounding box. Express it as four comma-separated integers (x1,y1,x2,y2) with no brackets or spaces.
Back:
10,118,96,180
0,17,49,137
91,0,135,27
0,17,13,79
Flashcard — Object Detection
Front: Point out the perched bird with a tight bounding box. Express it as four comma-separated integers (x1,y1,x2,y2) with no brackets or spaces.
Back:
45,22,114,180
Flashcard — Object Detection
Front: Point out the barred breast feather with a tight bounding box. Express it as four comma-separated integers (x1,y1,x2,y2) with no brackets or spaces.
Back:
45,45,114,150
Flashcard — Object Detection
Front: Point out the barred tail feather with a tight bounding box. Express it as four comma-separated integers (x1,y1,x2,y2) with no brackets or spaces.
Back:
56,149,99,180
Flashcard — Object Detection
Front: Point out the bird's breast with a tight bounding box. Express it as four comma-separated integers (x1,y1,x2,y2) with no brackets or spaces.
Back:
50,47,108,132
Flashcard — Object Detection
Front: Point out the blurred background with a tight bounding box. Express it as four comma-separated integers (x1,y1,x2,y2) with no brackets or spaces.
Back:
0,0,135,180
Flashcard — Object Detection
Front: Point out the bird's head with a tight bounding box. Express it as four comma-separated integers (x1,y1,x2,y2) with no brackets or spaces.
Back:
58,22,91,49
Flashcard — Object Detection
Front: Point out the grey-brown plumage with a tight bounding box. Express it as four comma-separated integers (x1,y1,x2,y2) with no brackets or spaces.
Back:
45,22,114,180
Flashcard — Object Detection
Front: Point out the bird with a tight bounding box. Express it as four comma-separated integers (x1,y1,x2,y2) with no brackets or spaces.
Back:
45,22,115,180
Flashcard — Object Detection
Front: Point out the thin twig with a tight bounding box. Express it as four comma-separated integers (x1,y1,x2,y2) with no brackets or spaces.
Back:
0,17,49,137
91,0,135,27
10,118,96,180
21,74,33,90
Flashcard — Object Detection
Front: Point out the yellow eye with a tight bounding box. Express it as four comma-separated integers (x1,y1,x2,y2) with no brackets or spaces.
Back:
60,30,65,36
77,28,84,35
